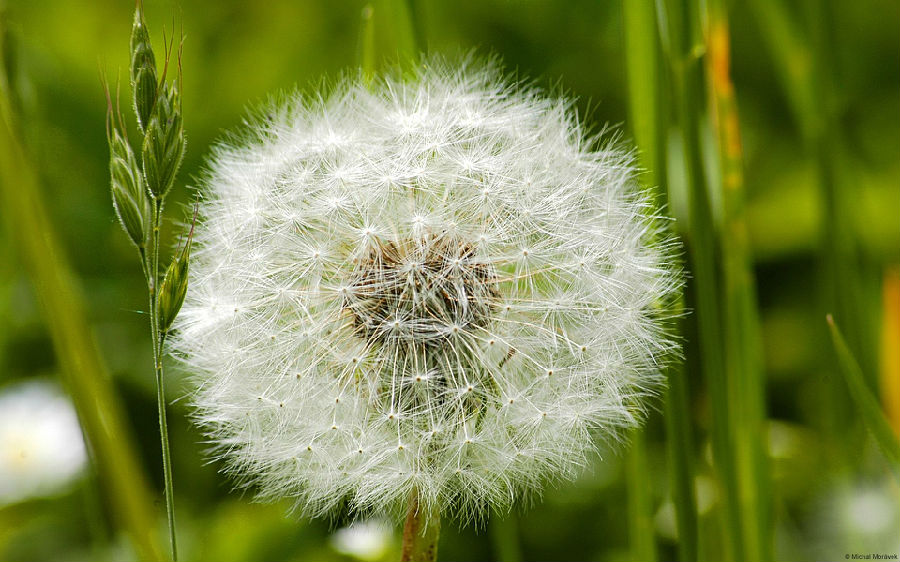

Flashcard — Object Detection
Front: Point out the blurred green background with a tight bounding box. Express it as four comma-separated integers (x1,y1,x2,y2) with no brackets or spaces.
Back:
0,1,897,561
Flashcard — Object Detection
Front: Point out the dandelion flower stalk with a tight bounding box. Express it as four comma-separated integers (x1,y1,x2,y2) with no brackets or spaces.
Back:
172,58,680,559
106,4,189,560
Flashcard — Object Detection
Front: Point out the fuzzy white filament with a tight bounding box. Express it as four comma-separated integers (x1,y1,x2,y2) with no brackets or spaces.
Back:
171,59,680,522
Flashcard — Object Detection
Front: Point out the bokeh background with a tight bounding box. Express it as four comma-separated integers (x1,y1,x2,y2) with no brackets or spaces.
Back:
0,1,897,561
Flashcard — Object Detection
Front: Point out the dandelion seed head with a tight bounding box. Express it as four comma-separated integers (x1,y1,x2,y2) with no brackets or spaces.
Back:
171,57,681,522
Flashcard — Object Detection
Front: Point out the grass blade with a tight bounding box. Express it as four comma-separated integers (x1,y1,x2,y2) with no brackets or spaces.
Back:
368,0,419,70
625,429,657,562
0,11,164,561
748,0,874,447
358,4,376,81
827,314,900,480
623,2,695,560
705,1,772,560
661,0,744,559
489,512,522,562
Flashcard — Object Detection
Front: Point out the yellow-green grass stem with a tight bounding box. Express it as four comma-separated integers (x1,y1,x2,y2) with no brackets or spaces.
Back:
147,197,178,561
625,428,657,562
0,31,164,562
827,315,900,481
623,1,695,560
661,0,744,559
705,2,772,560
489,512,522,562
364,0,419,77
747,0,874,447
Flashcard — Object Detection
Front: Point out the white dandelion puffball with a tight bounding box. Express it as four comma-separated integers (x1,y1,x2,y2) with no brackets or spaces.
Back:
172,59,680,520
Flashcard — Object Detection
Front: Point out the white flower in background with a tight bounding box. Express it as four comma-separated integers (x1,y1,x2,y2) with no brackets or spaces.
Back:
0,380,87,504
808,478,900,558
330,519,393,561
172,58,680,521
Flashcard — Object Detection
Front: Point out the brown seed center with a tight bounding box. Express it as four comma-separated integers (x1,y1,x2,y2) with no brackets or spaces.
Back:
342,233,499,345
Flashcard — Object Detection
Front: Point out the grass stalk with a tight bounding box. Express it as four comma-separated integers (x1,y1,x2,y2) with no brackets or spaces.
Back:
748,0,872,444
660,0,744,559
0,17,164,561
802,0,874,382
622,2,696,560
827,314,900,481
367,0,419,72
358,4,376,81
147,198,177,560
489,512,523,562
704,2,772,559
625,429,657,562
663,365,698,562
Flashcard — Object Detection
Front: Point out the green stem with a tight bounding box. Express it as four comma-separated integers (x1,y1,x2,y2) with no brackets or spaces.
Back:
827,315,900,481
625,429,657,562
400,490,440,562
490,512,522,562
149,198,177,561
663,0,743,559
623,2,697,559
664,362,698,562
705,3,772,560
0,39,165,562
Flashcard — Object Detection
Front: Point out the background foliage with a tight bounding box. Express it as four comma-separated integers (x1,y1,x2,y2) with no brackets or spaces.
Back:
0,1,897,561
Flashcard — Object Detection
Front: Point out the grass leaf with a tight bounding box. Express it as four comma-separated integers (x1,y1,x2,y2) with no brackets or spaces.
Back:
827,314,900,480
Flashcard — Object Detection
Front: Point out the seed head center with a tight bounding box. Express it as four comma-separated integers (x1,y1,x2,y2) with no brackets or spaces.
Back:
342,233,499,344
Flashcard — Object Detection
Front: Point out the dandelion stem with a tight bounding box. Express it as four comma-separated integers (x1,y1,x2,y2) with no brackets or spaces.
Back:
400,490,440,562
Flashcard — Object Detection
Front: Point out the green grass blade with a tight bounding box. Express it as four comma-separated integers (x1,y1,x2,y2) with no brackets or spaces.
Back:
827,314,900,480
802,0,873,382
0,21,165,562
625,429,657,562
664,365,698,562
705,2,773,560
661,0,744,559
623,0,666,198
749,0,874,432
370,0,419,71
358,4,376,81
623,2,695,561
489,512,522,562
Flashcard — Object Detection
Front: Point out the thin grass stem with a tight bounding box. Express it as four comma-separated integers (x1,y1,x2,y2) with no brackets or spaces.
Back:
704,2,772,559
661,0,745,559
490,512,522,562
827,314,900,481
0,23,164,561
623,3,696,560
149,181,177,562
625,429,657,562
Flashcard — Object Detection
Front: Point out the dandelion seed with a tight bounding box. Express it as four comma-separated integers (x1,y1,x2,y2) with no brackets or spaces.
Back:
172,58,680,523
